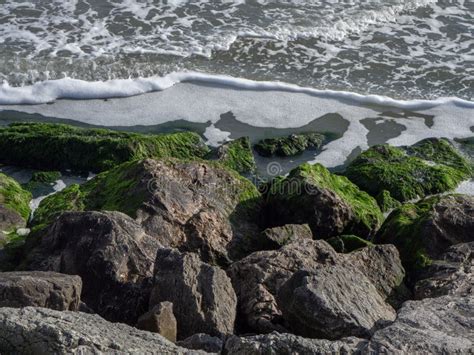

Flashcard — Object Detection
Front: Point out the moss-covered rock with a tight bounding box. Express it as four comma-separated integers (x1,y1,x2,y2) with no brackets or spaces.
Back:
23,171,61,192
32,158,262,265
264,163,383,239
216,137,256,174
0,174,32,248
254,132,325,157
0,123,210,173
326,235,373,253
0,173,31,222
374,194,474,279
344,138,472,202
376,190,402,213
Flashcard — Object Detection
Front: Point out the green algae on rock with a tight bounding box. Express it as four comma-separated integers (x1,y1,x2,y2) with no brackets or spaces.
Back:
0,173,31,222
254,132,325,157
374,194,474,277
23,171,62,192
0,123,210,173
216,137,256,174
376,190,402,213
326,235,373,253
344,138,472,202
264,163,383,239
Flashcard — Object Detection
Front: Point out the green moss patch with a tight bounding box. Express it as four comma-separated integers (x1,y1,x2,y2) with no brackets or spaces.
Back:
0,122,210,173
216,137,256,174
326,235,373,253
0,173,32,221
254,132,325,157
344,138,472,202
376,190,402,213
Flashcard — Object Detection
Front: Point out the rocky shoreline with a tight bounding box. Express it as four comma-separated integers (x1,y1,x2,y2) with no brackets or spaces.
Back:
0,122,472,354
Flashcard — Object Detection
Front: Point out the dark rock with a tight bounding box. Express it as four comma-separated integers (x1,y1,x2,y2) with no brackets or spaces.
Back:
177,333,224,353
22,211,161,324
367,295,473,353
150,248,237,340
0,271,81,311
326,235,372,253
225,332,368,355
264,163,382,239
375,194,474,276
0,307,201,354
414,242,473,299
260,224,313,250
136,302,177,342
254,132,324,157
34,159,262,266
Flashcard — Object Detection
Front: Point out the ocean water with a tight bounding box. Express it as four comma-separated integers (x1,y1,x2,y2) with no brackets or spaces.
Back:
0,0,473,173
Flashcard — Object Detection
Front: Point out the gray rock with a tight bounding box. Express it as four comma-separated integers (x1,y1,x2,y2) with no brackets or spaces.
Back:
414,242,473,299
22,211,162,324
367,295,474,353
0,271,81,311
150,248,237,340
227,239,338,333
225,332,368,355
136,302,177,342
0,205,26,243
177,333,223,353
0,307,202,354
260,224,313,250
277,267,396,339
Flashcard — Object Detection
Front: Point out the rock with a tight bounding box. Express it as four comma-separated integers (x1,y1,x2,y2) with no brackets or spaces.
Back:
0,271,81,311
23,171,61,193
229,240,404,336
344,138,472,202
326,234,372,253
254,132,325,157
375,194,474,276
22,211,161,324
225,332,368,355
216,137,256,174
367,295,474,353
34,159,262,265
178,333,224,353
0,122,210,173
260,224,313,250
228,239,338,333
264,163,382,239
277,267,396,339
414,242,473,299
0,307,201,354
376,190,402,213
150,248,237,340
136,302,177,342
0,173,31,245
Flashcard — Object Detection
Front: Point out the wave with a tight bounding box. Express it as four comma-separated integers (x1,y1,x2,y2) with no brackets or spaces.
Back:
1,71,473,109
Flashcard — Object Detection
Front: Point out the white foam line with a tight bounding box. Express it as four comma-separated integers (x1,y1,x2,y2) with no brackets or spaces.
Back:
1,71,473,109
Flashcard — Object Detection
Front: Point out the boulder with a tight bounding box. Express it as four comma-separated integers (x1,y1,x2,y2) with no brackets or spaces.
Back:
375,190,401,213
254,132,325,157
150,248,237,340
367,295,473,353
277,268,396,339
0,173,31,245
344,139,472,202
0,271,81,311
225,332,368,355
216,137,256,174
326,235,372,253
414,242,473,299
227,239,338,333
34,159,262,265
177,333,224,353
22,211,162,324
0,122,210,173
136,302,177,342
260,224,313,250
264,163,382,239
375,194,474,276
0,307,200,354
